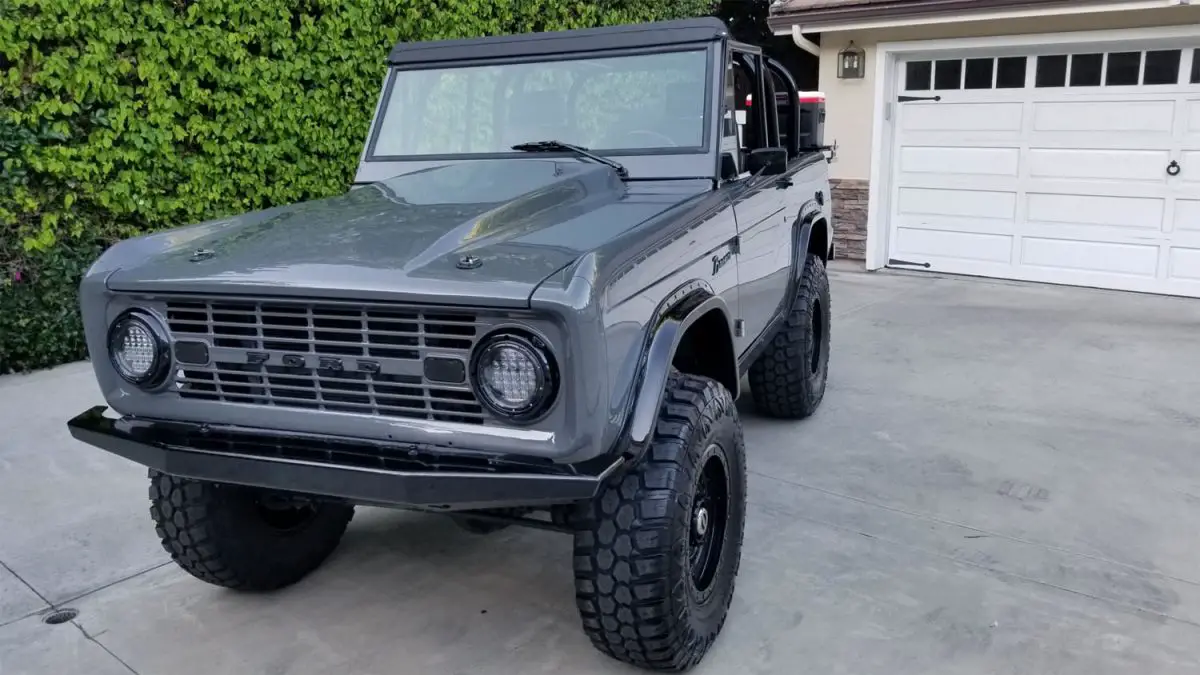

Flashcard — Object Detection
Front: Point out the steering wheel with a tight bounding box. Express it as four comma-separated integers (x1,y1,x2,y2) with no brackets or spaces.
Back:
620,129,679,147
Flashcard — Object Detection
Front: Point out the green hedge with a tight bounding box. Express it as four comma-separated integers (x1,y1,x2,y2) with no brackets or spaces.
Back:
0,0,711,374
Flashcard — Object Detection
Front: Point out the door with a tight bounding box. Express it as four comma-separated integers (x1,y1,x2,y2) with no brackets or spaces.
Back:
887,43,1200,298
723,47,792,353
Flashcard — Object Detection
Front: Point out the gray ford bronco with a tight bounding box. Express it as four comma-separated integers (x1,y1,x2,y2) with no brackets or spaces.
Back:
67,17,833,672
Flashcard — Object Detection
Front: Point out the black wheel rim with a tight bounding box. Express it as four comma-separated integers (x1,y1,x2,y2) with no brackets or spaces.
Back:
688,446,730,596
254,493,319,532
810,296,824,375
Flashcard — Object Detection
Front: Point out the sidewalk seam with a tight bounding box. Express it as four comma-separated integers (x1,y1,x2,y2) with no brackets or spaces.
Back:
0,558,52,627
74,621,140,675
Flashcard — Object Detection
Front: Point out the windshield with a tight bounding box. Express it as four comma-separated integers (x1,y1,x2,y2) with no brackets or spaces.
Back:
368,49,710,159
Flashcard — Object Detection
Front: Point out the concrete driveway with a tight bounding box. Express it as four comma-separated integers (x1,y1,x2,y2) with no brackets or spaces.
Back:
3,263,1200,675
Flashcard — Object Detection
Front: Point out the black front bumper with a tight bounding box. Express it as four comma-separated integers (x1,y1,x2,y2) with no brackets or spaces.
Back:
67,407,617,511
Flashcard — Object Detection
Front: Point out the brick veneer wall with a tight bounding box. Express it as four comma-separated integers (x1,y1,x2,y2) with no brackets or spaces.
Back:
830,178,868,260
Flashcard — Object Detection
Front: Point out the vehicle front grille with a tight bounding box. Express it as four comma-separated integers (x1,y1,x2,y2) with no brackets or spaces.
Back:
165,298,485,424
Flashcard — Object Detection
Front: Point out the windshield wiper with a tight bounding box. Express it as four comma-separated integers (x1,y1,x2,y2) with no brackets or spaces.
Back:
511,140,629,179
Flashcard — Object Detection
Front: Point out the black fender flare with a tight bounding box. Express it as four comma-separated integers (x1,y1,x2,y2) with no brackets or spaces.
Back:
795,202,822,279
626,290,738,451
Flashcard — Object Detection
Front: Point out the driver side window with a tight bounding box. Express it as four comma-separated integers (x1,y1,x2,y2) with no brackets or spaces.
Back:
723,50,773,180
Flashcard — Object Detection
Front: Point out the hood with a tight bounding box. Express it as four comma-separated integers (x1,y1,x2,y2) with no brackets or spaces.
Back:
106,159,706,307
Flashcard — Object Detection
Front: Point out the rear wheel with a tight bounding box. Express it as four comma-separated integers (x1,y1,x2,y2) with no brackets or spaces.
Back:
749,253,831,419
148,470,354,591
573,373,746,671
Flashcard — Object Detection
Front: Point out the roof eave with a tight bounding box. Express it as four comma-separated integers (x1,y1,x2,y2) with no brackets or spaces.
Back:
768,0,1187,34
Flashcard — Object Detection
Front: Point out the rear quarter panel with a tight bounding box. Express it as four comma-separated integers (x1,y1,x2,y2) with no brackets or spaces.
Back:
794,153,833,257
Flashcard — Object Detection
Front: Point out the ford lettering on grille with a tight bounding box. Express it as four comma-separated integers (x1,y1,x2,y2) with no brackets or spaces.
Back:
165,298,484,424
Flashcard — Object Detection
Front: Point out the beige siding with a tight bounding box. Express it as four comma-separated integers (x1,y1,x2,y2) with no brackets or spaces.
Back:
817,6,1200,180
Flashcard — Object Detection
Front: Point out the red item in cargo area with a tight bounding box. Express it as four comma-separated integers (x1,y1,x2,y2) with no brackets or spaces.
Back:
746,92,825,106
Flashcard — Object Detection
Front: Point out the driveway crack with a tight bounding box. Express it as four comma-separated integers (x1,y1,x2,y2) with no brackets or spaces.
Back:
0,558,52,627
56,561,173,607
73,620,140,675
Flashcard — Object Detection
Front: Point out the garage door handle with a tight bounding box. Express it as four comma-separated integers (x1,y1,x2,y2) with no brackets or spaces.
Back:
889,258,931,268
1167,160,1181,176
897,95,942,103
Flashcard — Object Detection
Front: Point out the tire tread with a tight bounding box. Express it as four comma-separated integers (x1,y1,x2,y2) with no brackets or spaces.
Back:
748,253,831,419
574,373,745,671
148,470,353,591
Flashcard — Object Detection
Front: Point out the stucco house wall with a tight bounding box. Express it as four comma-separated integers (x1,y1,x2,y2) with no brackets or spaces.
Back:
807,6,1200,259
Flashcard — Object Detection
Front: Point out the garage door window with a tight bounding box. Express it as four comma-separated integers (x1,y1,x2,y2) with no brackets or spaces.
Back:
965,58,993,89
1145,50,1182,85
909,49,1190,92
905,61,933,90
1069,53,1103,86
905,56,1027,90
1104,52,1140,86
1036,49,1183,88
934,59,962,90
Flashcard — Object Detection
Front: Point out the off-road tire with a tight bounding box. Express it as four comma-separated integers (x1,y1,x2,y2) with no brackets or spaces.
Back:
573,373,747,671
148,470,354,591
749,253,831,419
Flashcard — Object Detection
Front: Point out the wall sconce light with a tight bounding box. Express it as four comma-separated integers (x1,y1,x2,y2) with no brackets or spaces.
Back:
837,42,866,79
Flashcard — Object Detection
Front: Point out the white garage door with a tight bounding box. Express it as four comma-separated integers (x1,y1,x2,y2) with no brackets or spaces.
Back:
887,43,1200,297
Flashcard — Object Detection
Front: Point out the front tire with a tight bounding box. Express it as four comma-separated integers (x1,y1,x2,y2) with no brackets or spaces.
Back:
148,470,354,591
573,373,747,671
749,253,831,419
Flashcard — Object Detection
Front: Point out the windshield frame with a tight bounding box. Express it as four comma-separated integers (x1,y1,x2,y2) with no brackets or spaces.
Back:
358,42,721,181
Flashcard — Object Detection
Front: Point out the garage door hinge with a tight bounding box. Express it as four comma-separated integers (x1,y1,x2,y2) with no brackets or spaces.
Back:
884,103,893,121
888,258,931,268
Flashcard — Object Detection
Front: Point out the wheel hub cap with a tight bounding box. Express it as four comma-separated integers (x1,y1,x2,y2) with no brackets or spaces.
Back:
688,446,731,596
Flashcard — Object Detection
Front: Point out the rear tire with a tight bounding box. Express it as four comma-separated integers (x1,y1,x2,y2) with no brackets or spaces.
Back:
749,253,831,419
148,470,354,591
573,373,747,671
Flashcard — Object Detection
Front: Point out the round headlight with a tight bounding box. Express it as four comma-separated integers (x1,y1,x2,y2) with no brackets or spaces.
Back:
108,312,169,386
472,332,557,421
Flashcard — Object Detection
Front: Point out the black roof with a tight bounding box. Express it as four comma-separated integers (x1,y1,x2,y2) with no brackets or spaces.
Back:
386,17,730,66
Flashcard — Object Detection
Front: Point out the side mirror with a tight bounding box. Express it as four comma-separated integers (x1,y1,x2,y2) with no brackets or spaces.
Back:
748,147,788,176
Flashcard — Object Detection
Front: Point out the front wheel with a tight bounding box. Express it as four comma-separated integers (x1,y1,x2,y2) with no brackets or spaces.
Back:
749,253,831,419
148,470,354,591
573,373,747,671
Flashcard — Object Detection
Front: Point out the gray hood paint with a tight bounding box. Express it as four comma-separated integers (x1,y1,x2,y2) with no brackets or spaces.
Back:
105,159,707,307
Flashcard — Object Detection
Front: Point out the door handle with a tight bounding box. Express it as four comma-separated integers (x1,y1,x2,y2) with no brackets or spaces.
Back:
1168,160,1182,176
775,178,793,189
897,95,942,103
